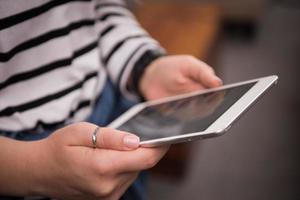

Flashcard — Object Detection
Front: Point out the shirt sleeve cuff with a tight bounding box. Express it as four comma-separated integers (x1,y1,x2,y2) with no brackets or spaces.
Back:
119,46,166,102
130,49,165,101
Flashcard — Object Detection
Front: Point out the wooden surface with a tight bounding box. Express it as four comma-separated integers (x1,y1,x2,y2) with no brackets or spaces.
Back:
134,3,221,60
134,3,222,179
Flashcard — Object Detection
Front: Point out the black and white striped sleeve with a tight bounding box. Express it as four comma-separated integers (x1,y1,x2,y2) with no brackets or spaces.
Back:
94,0,166,101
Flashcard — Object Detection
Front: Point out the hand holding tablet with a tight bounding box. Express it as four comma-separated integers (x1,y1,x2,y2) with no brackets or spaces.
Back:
109,75,278,147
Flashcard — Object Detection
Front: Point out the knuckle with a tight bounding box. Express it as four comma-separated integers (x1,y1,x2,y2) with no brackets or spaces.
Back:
76,121,93,128
183,55,197,63
100,128,113,137
209,68,215,74
101,128,125,149
71,122,93,132
203,63,214,73
87,173,117,197
91,182,115,198
145,154,159,169
94,127,113,149
97,164,111,176
102,127,113,134
199,60,214,73
174,76,187,86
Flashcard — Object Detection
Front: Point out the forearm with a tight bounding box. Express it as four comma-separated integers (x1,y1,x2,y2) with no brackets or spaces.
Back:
0,136,43,196
95,0,165,100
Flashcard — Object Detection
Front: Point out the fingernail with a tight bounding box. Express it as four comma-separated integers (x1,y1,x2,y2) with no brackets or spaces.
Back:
215,77,223,85
124,135,140,149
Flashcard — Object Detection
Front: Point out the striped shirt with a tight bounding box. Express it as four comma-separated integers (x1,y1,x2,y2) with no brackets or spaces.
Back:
0,0,164,133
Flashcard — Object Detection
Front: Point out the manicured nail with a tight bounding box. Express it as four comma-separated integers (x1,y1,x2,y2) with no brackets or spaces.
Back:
124,135,140,149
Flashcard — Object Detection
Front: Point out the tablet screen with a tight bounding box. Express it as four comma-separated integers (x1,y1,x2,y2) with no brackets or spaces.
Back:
118,82,256,141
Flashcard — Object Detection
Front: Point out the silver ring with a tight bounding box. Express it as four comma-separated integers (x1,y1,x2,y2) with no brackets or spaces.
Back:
92,126,100,148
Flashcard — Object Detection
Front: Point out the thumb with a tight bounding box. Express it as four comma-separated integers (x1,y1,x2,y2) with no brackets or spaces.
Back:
63,122,140,150
93,127,140,150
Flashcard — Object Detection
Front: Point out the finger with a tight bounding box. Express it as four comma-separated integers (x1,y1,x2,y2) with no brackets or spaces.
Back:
181,81,206,93
95,172,138,199
65,122,140,150
106,145,170,173
94,127,140,150
184,59,222,88
111,172,139,200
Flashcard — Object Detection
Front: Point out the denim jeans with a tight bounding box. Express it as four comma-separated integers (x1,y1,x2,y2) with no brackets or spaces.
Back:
0,80,146,200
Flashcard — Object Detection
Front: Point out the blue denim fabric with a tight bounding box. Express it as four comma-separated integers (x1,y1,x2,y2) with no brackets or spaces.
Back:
0,80,145,200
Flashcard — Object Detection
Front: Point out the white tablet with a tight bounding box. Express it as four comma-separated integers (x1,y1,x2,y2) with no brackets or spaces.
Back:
108,75,278,147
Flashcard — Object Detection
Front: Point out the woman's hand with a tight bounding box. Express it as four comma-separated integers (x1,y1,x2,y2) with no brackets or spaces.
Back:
36,122,168,200
139,55,223,100
0,122,168,200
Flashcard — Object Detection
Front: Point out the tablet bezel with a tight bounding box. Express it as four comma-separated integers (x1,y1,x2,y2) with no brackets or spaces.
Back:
108,75,278,147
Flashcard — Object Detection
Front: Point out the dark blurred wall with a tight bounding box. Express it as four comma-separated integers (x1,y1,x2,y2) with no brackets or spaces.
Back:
147,1,300,199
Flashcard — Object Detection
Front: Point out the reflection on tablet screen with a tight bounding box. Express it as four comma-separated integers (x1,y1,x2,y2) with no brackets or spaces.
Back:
118,82,255,141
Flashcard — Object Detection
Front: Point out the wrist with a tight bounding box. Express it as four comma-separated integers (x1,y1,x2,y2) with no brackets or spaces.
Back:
130,50,165,101
138,59,158,99
0,137,46,196
26,139,51,196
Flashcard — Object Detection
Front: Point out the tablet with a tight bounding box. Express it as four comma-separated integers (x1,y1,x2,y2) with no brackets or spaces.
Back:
108,75,278,147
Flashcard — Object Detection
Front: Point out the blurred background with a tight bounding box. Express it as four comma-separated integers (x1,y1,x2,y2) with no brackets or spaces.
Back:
131,0,300,199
